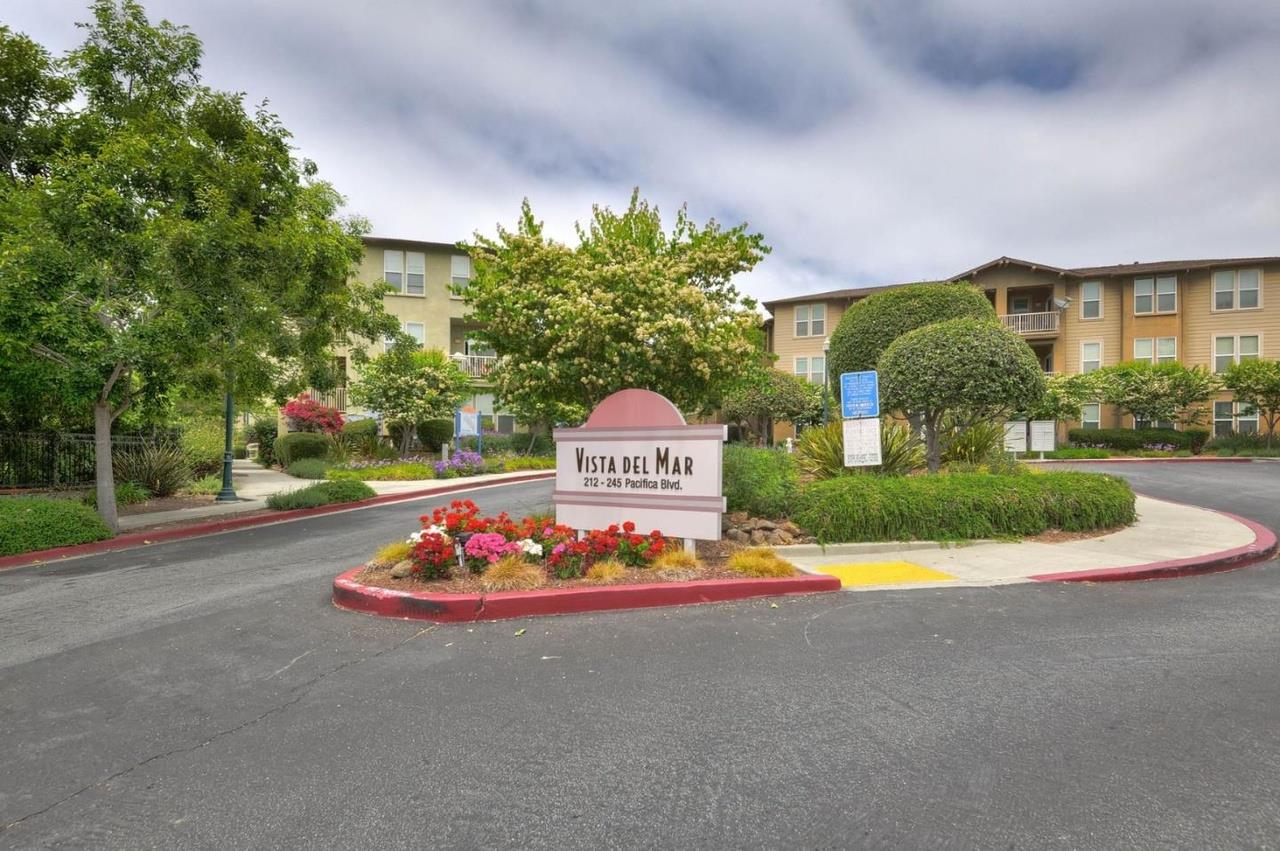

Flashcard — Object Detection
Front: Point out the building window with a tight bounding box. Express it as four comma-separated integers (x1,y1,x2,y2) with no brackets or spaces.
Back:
1134,337,1176,364
1134,275,1176,314
1081,341,1102,373
406,252,425,296
1134,417,1175,430
1214,334,1260,373
794,357,807,378
794,304,825,337
383,249,404,293
1215,400,1258,437
450,255,470,294
1081,281,1102,319
809,355,826,384
404,322,425,346
1011,295,1031,314
1080,403,1101,430
1213,269,1261,311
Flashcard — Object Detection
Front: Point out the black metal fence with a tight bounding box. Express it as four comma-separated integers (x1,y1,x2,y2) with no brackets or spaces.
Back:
0,432,164,489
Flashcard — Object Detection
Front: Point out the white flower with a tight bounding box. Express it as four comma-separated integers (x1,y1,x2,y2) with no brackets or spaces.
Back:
518,538,543,556
408,526,450,545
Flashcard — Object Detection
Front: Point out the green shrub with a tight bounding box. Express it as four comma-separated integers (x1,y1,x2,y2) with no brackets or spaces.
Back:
1068,427,1194,452
1205,432,1269,452
723,445,799,518
113,443,193,497
794,471,1135,543
325,461,435,481
417,418,454,449
272,432,331,466
0,497,114,556
494,455,557,472
266,479,376,510
181,473,223,495
826,282,995,382
1041,447,1111,460
82,480,151,508
286,458,331,479
249,418,279,464
795,421,924,480
340,418,382,457
941,419,1005,465
456,431,554,456
180,419,227,477
1183,428,1210,454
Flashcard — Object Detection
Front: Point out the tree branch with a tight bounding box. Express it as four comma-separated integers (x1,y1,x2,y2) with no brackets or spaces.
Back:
30,343,72,367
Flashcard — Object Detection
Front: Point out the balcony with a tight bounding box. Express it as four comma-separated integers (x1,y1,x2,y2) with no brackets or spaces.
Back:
1001,311,1060,336
308,386,348,412
454,354,497,378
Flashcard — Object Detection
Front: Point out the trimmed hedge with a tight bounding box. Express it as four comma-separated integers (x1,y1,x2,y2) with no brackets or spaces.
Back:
273,432,331,466
794,471,1135,543
722,445,799,519
1068,427,1208,453
417,418,454,449
0,497,114,556
286,458,330,479
266,479,375,510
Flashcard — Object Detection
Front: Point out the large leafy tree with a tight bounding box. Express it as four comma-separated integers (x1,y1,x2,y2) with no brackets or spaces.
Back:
1095,362,1218,429
1017,373,1101,422
460,191,769,427
0,2,393,529
1221,359,1280,445
880,318,1045,472
350,345,472,454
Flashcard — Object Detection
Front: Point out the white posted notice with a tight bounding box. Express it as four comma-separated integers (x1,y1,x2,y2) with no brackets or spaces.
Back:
842,417,882,467
1003,421,1028,453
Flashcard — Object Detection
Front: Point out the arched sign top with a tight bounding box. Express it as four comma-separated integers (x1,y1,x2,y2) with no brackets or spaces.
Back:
583,389,687,429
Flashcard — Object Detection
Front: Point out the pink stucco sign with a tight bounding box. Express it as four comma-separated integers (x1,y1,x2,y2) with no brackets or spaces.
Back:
553,389,727,541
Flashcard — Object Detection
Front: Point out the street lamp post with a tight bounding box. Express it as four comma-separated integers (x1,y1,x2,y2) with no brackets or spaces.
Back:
215,370,238,502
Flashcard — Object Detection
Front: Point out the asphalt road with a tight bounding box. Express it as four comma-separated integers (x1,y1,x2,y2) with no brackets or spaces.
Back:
2,466,1279,849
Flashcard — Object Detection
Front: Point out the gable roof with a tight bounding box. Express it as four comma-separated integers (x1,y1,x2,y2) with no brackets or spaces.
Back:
1067,257,1280,277
947,256,1076,281
761,279,937,311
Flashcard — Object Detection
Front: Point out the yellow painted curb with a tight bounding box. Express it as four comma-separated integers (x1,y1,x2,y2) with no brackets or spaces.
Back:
818,561,956,587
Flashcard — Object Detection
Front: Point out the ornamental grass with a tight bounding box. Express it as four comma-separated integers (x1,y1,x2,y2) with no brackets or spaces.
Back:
727,548,795,578
480,555,546,592
373,541,413,566
583,558,628,583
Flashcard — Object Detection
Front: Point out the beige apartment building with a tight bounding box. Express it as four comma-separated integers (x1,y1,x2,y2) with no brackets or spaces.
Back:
764,255,1280,442
309,236,518,433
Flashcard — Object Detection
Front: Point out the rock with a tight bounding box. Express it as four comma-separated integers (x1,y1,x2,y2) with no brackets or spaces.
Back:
772,530,794,545
726,528,750,544
754,518,777,532
780,521,802,536
749,529,769,546
390,560,415,578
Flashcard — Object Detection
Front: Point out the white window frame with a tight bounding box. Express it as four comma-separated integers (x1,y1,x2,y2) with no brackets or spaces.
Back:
1213,333,1261,373
1011,295,1031,314
809,304,826,337
1081,341,1102,374
794,356,808,378
1080,281,1102,320
1134,337,1177,364
809,355,826,385
1215,400,1259,436
405,251,425,296
1080,403,1101,430
1211,268,1263,313
794,305,811,337
383,249,404,294
450,255,470,297
1133,338,1153,363
404,322,425,346
1134,275,1177,315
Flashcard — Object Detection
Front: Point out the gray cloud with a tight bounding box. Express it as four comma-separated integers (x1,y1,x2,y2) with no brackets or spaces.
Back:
8,0,1280,302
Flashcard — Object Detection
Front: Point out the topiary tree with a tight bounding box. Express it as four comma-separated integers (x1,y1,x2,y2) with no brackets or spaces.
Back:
1222,359,1280,446
826,282,995,383
880,318,1045,472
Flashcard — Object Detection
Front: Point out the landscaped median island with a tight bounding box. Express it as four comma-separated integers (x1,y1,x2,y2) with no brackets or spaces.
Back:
334,499,840,622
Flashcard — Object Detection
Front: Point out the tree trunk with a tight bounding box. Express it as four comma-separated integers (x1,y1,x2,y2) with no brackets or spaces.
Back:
924,418,941,473
93,401,119,532
401,422,414,456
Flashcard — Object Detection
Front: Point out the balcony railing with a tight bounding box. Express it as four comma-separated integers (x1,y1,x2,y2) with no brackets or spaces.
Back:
1001,311,1060,335
456,354,497,378
307,387,348,412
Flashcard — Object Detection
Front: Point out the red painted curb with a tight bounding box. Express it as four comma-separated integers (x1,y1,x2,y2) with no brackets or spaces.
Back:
0,472,555,571
1030,508,1277,583
332,566,842,622
1032,457,1254,464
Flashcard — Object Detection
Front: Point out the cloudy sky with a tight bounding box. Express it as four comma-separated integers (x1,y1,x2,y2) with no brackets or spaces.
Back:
9,1,1280,303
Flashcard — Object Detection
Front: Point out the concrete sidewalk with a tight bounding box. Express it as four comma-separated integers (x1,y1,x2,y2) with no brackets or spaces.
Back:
778,496,1263,591
119,460,552,532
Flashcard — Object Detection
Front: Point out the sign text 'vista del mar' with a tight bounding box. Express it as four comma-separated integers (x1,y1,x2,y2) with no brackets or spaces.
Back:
553,389,727,542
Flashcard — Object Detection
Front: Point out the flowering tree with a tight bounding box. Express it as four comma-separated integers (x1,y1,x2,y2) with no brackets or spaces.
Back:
1016,373,1100,422
350,346,471,454
1222,359,1280,445
282,393,344,434
1095,362,1218,428
459,190,769,426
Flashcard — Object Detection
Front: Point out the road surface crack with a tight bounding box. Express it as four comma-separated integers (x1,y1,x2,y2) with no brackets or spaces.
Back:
1,625,437,833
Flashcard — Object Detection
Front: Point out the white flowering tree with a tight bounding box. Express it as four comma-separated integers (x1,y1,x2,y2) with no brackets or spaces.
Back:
350,344,472,454
459,191,769,426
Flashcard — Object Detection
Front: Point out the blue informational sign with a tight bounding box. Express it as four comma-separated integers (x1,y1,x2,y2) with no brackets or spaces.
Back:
455,409,480,438
840,371,880,419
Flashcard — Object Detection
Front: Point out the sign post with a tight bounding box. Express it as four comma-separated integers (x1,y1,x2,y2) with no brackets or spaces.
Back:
839,371,882,468
553,389,727,549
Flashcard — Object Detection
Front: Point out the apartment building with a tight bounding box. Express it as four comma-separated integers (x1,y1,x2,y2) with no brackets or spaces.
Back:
763,255,1280,441
309,236,517,433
